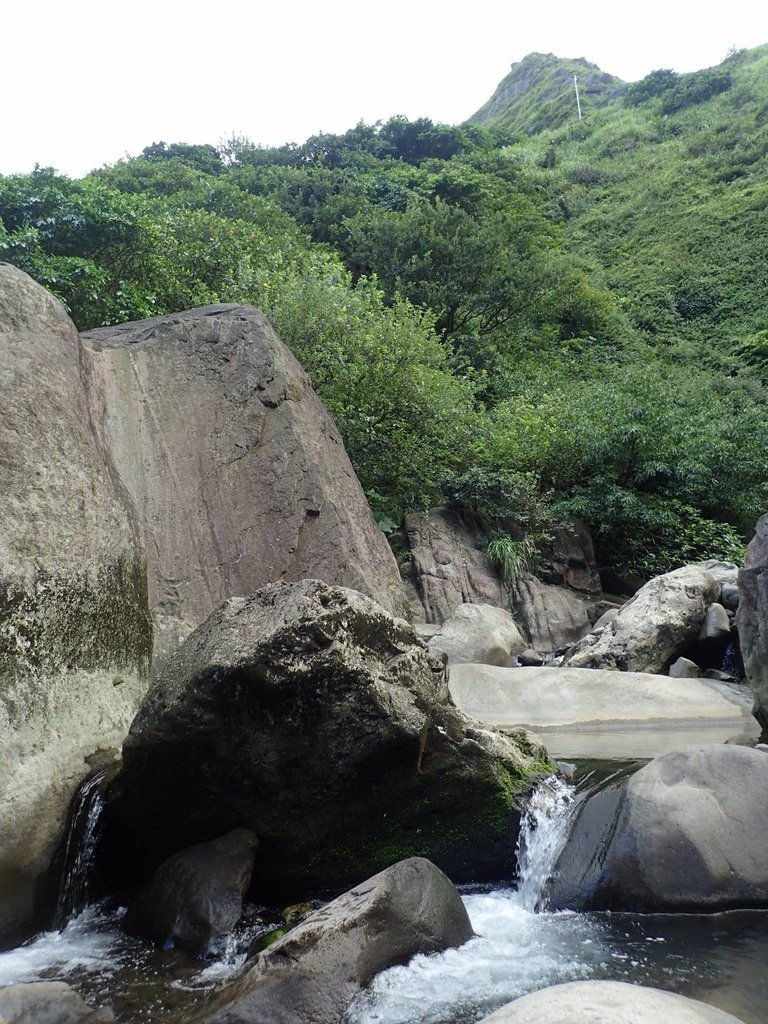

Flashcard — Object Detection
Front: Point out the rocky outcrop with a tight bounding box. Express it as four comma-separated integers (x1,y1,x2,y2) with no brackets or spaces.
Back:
427,603,527,665
479,981,745,1024
0,982,115,1023
102,580,550,896
186,857,472,1024
403,509,508,623
538,519,601,594
736,515,768,732
83,305,406,663
0,264,152,946
563,565,719,672
548,744,768,912
511,577,593,652
124,829,258,954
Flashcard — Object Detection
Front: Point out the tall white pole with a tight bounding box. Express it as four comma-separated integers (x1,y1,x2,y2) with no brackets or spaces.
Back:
574,74,583,120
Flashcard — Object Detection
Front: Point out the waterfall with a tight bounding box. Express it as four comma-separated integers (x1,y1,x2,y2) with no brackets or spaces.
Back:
54,768,108,927
514,774,575,913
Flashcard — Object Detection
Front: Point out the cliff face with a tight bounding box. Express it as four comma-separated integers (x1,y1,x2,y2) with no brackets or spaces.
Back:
469,52,626,134
0,263,152,946
83,304,407,665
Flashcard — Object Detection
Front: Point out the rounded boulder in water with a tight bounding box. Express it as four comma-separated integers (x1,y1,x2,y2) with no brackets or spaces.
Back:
478,980,746,1023
124,829,258,955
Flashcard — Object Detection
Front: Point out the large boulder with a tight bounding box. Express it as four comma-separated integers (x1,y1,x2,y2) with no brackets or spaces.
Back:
427,603,527,665
478,981,745,1024
511,576,593,652
548,744,768,912
403,509,509,623
0,265,152,946
185,857,472,1024
0,982,115,1023
124,829,258,954
563,565,720,672
736,514,768,732
101,580,550,896
83,305,406,663
448,665,756,759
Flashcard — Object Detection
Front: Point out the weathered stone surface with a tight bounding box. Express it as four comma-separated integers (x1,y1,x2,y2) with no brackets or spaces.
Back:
736,514,768,732
517,648,544,667
184,857,472,1024
563,565,719,673
479,980,745,1024
83,305,406,663
0,265,152,946
427,603,527,665
403,509,508,624
511,577,593,652
538,519,601,594
102,580,548,896
0,981,115,1023
721,583,740,611
548,744,768,912
124,829,258,954
698,603,731,642
669,656,702,678
697,560,740,592
449,665,752,732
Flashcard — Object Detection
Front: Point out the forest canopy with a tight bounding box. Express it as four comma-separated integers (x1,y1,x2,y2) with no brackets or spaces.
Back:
3,48,768,576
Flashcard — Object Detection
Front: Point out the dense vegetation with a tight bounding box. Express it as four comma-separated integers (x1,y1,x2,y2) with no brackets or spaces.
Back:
3,45,767,578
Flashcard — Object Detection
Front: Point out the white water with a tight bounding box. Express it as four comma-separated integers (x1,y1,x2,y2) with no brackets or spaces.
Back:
55,770,107,926
345,774,594,1024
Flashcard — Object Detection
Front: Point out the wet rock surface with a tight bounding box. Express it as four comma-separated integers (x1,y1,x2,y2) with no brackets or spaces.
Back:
737,514,768,733
548,744,768,912
124,829,258,954
183,857,472,1024
0,981,115,1023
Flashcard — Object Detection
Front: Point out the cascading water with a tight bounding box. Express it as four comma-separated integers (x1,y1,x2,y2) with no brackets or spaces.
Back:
54,768,108,927
514,775,575,913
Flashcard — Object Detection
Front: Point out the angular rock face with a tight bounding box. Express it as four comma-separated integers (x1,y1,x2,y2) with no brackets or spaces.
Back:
187,857,472,1024
736,514,768,732
512,576,593,652
539,519,601,594
124,829,258,954
547,744,768,912
83,305,406,663
0,264,152,946
102,580,546,895
479,980,746,1024
563,565,720,672
403,509,509,623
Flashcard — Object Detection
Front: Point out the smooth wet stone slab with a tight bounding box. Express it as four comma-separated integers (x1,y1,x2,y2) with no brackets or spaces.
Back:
448,664,759,758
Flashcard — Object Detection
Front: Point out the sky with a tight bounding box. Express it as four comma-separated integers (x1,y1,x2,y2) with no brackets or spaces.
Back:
3,0,767,178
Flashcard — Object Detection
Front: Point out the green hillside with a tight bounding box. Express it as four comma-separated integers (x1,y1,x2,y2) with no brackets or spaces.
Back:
1,46,767,579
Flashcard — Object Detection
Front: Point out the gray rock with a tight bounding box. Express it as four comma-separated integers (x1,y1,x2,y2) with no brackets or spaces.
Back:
669,656,702,678
721,583,740,612
538,518,601,594
428,603,527,665
404,509,509,623
124,829,258,954
83,305,406,664
0,982,115,1023
736,514,768,732
548,744,768,912
698,602,732,642
516,649,544,667
511,577,593,652
0,265,152,946
592,606,620,630
697,560,740,591
563,565,719,673
703,669,738,683
186,857,472,1024
479,980,745,1023
102,581,547,894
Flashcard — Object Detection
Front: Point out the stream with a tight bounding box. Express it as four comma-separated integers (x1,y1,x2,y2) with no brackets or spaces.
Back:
2,765,768,1022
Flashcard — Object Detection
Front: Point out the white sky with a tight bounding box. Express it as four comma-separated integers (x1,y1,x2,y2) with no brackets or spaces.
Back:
3,0,767,178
